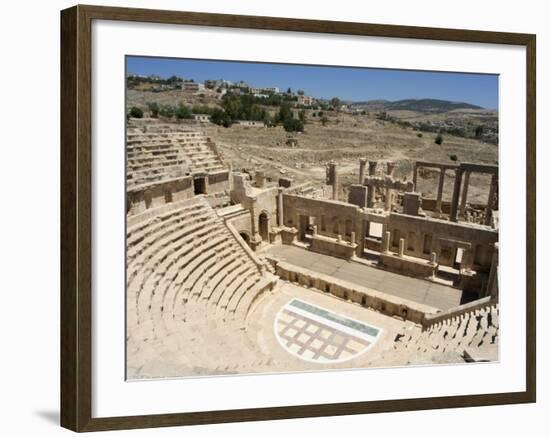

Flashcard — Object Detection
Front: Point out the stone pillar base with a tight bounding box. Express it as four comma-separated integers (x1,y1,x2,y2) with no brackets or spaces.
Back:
281,227,298,245
269,227,283,244
250,234,263,251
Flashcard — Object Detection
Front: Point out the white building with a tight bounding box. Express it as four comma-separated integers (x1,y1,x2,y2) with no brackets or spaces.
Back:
183,81,205,92
235,120,265,127
297,95,314,106
193,114,211,123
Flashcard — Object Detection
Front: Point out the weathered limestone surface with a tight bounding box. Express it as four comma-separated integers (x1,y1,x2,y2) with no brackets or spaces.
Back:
402,192,422,216
380,252,436,279
310,233,358,260
125,133,500,377
272,260,438,324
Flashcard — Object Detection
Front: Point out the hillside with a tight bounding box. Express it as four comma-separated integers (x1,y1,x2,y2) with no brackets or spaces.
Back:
351,98,484,113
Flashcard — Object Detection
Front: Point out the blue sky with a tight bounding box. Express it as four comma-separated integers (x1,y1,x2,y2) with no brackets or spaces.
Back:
127,56,498,109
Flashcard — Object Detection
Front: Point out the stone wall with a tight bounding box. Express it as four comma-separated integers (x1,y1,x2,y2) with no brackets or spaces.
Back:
387,212,498,270
283,194,362,243
126,170,230,216
207,170,230,193
310,234,357,260
226,211,253,240
380,252,436,278
126,176,194,215
272,260,439,324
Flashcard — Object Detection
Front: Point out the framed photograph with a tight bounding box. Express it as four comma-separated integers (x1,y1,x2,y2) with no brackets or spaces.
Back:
60,4,536,432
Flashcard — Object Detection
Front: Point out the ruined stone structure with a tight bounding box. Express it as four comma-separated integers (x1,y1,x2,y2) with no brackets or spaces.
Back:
126,123,499,378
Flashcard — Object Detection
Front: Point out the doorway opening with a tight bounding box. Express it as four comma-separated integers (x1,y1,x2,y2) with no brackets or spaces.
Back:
194,177,206,195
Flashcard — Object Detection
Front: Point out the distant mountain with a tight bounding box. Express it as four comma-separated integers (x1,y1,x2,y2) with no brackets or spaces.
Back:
350,98,484,113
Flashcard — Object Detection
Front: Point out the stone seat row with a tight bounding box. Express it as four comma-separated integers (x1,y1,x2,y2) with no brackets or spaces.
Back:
126,138,209,148
369,302,499,366
127,130,208,140
126,198,275,377
126,141,210,152
126,163,225,189
127,150,218,166
127,198,268,322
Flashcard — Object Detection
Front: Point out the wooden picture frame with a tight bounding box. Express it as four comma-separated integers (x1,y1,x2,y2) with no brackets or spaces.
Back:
60,4,536,432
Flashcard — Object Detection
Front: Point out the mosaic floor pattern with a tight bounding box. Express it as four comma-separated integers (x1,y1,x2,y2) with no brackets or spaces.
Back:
275,298,382,363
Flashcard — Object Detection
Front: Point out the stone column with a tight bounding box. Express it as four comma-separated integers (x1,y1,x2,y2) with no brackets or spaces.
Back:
484,173,498,225
249,196,261,249
368,160,377,176
435,167,446,214
385,188,393,211
359,158,367,184
367,183,375,208
255,171,266,188
350,231,356,246
357,219,366,257
450,168,463,222
385,163,396,212
277,188,284,227
250,197,258,235
459,171,471,218
398,238,405,257
367,161,378,208
412,162,419,191
382,231,391,254
328,161,339,200
429,252,437,265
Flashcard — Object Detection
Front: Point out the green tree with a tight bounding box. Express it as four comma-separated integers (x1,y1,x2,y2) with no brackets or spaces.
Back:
475,125,484,138
158,105,175,118
298,110,306,124
175,104,192,119
297,90,305,96
129,106,143,118
330,97,341,109
435,133,444,145
167,75,180,84
276,103,293,124
283,117,304,133
210,108,232,127
146,102,159,118
320,115,329,126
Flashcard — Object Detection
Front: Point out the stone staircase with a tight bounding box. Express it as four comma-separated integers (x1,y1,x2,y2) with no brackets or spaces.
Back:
126,129,225,190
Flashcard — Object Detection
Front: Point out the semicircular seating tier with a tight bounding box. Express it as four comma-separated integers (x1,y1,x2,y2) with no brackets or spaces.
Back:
126,129,225,191
126,197,277,378
366,301,499,366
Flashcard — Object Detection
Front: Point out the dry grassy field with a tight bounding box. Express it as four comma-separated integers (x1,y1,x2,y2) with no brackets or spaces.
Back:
128,90,498,204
